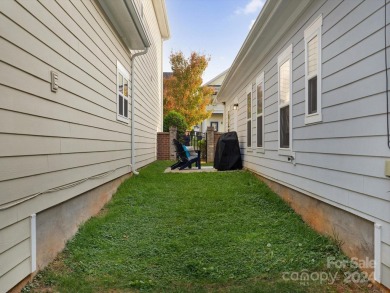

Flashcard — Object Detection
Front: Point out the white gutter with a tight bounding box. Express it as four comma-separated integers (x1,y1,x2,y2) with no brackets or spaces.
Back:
130,47,149,175
97,0,150,49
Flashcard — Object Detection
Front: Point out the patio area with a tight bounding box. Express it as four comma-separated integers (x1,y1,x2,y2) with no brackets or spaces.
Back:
24,161,377,293
164,165,217,173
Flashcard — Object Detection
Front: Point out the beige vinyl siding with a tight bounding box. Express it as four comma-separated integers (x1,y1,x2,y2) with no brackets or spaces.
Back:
0,218,31,291
132,0,163,168
0,0,164,291
229,0,390,287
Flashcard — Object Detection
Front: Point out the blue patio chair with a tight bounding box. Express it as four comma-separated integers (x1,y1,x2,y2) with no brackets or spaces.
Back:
171,139,201,170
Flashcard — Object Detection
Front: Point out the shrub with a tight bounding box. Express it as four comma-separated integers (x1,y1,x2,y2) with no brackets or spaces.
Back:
198,139,207,160
163,111,188,140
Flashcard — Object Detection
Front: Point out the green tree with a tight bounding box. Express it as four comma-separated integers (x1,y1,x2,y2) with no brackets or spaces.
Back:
163,51,214,127
163,110,188,140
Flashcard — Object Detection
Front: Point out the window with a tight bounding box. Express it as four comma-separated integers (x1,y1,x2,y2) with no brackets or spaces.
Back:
210,122,218,131
304,15,322,124
247,86,252,148
117,61,130,123
277,45,292,154
256,73,265,149
227,110,230,132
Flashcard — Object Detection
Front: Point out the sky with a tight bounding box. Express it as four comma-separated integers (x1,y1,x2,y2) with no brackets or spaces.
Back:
163,0,265,84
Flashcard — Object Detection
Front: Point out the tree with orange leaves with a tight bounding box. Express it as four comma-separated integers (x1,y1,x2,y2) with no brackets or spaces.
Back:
163,51,214,128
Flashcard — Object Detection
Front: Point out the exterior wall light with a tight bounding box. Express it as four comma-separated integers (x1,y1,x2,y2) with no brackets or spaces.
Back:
233,104,238,110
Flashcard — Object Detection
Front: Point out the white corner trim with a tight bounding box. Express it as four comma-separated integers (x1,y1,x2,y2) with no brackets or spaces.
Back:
374,223,382,282
31,214,37,273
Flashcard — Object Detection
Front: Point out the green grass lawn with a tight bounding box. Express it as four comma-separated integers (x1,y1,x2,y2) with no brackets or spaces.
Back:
24,161,375,293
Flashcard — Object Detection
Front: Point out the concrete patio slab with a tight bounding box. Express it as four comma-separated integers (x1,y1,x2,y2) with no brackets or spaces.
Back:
164,166,217,173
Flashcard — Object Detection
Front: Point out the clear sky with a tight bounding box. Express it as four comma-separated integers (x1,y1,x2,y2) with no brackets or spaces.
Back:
163,0,265,84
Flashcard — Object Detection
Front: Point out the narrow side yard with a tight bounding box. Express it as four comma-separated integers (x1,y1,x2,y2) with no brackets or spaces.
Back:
25,161,374,292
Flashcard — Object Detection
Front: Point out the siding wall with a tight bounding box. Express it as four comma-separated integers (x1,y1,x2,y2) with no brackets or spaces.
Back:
0,0,163,291
132,0,163,168
202,113,224,133
226,0,390,288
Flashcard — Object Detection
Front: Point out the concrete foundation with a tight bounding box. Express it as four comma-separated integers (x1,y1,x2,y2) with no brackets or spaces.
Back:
9,172,132,292
36,173,131,270
253,172,374,275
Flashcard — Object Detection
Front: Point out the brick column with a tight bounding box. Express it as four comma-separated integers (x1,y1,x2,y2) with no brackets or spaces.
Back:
206,126,215,163
169,126,177,160
157,132,170,160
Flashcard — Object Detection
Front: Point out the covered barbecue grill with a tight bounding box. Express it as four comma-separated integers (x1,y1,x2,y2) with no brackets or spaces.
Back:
213,131,242,171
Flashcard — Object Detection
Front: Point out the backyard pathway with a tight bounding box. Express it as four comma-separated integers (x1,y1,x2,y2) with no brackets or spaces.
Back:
25,161,377,293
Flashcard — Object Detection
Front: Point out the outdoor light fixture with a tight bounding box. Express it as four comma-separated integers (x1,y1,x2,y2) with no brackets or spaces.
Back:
233,104,238,110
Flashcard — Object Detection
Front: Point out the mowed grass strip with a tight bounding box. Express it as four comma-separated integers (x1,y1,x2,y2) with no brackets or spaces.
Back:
25,161,372,293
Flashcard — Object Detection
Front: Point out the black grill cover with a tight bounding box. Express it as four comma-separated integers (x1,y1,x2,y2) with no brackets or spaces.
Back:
214,131,242,171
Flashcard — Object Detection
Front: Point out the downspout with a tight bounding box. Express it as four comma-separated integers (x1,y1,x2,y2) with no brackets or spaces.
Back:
131,47,149,175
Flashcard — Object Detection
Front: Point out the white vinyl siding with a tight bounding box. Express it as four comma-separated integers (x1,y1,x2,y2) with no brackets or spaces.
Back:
0,0,164,291
304,15,322,124
277,44,293,155
256,73,265,150
132,0,164,167
223,0,390,288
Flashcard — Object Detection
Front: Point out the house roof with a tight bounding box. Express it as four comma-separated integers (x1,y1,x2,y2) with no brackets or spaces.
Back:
217,0,312,102
97,0,170,50
163,72,173,79
203,69,229,87
152,0,171,40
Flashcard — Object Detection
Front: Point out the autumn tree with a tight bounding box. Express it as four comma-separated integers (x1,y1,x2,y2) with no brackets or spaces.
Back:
163,51,214,128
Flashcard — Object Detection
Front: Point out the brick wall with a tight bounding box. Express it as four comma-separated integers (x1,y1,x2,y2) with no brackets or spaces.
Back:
157,132,170,160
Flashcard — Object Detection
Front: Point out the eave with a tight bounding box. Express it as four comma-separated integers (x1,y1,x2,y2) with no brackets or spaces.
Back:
96,0,151,50
204,68,229,87
152,0,170,40
217,0,312,102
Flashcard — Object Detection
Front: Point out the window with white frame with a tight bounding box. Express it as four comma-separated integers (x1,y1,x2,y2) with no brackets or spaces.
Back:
256,73,265,149
278,45,292,152
117,61,130,123
227,110,230,132
304,15,322,124
247,86,252,148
